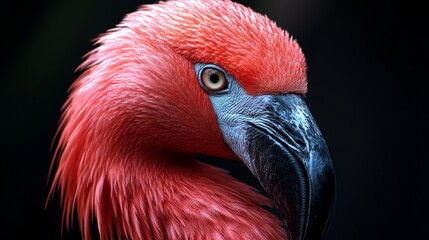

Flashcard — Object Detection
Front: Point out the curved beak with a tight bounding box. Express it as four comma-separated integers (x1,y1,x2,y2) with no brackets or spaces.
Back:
216,94,335,240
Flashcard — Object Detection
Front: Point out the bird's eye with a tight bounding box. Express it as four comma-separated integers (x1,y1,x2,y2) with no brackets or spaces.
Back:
201,68,228,91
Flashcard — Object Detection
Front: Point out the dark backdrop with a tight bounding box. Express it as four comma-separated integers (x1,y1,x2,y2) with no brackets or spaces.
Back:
1,0,427,239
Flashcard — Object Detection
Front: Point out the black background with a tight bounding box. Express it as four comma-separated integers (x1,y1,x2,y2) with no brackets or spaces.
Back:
1,0,427,239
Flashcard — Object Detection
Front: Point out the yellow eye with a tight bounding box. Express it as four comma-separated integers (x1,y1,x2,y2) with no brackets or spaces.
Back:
201,68,228,91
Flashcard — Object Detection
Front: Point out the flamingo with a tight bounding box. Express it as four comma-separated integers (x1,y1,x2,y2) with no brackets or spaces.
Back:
48,0,335,239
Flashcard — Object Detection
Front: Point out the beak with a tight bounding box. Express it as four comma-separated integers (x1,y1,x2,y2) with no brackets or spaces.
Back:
219,94,335,240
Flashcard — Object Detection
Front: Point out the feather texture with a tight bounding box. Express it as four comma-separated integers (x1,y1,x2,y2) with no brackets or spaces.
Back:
49,0,307,239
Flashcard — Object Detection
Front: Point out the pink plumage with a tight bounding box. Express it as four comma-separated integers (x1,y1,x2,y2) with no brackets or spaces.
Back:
48,0,310,239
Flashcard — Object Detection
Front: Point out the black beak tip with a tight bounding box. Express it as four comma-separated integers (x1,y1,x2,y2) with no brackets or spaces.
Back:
244,95,335,240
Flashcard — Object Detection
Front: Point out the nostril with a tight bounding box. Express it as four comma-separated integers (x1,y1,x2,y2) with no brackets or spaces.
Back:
295,138,306,149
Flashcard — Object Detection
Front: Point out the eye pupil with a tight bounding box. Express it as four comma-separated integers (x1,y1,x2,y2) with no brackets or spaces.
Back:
201,67,228,92
210,73,219,83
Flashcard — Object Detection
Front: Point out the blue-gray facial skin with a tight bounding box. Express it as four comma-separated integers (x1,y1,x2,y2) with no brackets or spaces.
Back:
195,63,335,240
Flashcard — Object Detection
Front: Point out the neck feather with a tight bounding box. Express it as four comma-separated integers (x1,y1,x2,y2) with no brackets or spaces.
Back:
50,145,287,239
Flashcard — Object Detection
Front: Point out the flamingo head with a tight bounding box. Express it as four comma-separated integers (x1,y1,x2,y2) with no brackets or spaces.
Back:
50,1,335,239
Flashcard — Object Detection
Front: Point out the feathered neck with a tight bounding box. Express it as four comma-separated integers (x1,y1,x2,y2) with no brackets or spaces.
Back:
50,145,287,239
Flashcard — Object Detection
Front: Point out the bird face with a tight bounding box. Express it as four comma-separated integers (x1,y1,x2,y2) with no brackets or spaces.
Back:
51,0,335,239
194,63,335,239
